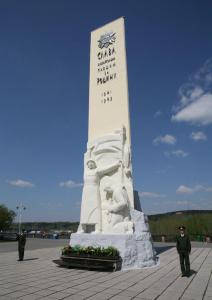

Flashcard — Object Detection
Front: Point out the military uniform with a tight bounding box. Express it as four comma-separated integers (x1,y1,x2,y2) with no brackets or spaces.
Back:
17,231,26,261
176,226,191,277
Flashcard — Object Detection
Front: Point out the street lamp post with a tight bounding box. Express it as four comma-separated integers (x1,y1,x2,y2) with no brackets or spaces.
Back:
16,203,26,234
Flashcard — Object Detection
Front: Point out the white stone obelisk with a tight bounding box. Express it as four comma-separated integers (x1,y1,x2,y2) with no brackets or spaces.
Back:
70,17,158,270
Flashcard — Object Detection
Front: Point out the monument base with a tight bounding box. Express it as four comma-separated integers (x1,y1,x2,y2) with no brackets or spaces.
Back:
70,210,159,270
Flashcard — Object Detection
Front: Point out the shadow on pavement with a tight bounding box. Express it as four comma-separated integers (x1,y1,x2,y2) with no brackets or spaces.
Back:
23,258,39,261
187,269,197,277
155,246,174,254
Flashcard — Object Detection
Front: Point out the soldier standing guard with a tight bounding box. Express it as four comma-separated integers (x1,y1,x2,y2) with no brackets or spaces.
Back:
176,225,191,277
17,229,26,261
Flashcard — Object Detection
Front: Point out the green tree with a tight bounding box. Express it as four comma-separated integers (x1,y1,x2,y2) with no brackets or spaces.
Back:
0,204,16,231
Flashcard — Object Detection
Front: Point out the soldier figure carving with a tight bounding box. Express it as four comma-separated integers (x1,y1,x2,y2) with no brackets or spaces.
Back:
102,180,133,234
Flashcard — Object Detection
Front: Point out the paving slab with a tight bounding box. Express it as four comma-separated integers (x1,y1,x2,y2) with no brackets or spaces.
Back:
0,243,211,300
86,293,112,300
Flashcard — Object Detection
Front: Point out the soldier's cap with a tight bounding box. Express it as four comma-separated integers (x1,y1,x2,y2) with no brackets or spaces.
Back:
178,225,185,230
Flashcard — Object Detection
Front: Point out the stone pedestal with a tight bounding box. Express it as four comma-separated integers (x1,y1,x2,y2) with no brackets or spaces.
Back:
70,209,158,270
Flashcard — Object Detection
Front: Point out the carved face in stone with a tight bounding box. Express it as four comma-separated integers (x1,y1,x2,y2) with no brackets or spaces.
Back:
87,160,96,169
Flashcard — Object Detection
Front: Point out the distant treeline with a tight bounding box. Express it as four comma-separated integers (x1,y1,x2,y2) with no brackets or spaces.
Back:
11,222,79,232
11,210,212,237
148,211,212,237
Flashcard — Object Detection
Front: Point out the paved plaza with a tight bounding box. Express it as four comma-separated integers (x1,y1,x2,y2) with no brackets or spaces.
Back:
0,240,211,300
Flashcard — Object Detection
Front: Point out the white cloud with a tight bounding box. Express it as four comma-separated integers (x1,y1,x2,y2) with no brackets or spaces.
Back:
172,94,212,125
59,180,83,188
139,191,166,198
165,149,189,158
8,179,35,188
154,110,162,118
176,185,193,194
141,195,212,214
153,134,176,145
194,58,212,85
172,150,189,157
190,131,207,141
176,184,212,194
203,186,212,192
176,200,189,205
175,198,212,210
179,86,204,106
172,58,212,126
189,86,204,99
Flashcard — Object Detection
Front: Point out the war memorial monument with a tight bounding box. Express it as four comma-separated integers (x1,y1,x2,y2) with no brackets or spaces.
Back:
70,18,157,270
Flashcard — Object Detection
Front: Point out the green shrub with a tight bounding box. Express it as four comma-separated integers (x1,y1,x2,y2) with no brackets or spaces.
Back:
62,245,119,257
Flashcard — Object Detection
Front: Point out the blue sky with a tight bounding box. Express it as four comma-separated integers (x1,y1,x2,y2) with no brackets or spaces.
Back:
0,0,212,221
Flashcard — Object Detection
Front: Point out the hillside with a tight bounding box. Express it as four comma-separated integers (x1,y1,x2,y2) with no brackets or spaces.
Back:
148,210,212,239
11,210,212,239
